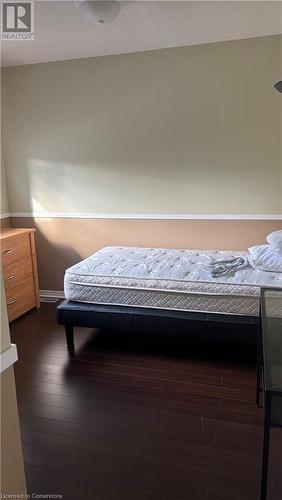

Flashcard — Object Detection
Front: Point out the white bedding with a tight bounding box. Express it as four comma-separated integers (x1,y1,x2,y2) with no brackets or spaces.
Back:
64,246,282,317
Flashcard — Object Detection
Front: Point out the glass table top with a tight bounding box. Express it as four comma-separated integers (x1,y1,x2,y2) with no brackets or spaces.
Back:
261,288,282,392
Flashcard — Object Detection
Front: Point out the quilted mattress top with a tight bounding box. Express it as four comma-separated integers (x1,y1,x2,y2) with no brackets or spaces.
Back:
64,246,282,295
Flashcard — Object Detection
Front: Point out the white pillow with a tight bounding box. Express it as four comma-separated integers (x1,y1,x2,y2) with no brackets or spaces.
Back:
267,230,282,252
248,244,282,272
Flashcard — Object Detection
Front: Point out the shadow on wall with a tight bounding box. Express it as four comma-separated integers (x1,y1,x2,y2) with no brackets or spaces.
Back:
35,229,81,291
11,217,82,291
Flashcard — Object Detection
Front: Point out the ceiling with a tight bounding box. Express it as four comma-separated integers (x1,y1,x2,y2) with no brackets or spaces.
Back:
1,1,282,67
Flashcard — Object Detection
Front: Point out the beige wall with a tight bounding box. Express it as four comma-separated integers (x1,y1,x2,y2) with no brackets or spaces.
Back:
1,276,10,354
2,35,282,289
1,69,10,217
1,368,27,496
0,218,11,230
0,165,10,217
0,269,26,496
13,217,282,291
3,35,282,216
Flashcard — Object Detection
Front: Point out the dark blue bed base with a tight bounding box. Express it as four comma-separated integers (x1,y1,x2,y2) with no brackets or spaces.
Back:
56,300,259,353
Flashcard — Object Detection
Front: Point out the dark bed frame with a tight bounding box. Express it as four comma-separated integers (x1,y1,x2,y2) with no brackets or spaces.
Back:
57,299,259,353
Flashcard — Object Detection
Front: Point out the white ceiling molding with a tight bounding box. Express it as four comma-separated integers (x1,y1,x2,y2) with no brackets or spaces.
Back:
8,212,282,220
2,1,282,66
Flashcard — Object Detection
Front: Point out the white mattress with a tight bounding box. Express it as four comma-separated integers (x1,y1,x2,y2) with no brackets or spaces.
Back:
64,246,282,317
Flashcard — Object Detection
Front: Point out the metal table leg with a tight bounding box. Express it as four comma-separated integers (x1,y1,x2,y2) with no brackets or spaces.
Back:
256,328,263,407
256,311,263,407
261,392,271,500
256,339,261,406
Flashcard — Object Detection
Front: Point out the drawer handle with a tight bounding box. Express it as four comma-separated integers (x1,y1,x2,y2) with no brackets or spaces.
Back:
2,249,13,255
7,299,17,305
5,275,15,281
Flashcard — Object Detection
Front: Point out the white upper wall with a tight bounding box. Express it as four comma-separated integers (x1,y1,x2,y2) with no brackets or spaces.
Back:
0,75,9,216
1,1,282,67
2,35,282,216
0,164,10,216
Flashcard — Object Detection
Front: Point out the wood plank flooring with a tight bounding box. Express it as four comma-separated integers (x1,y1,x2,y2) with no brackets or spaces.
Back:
10,303,282,500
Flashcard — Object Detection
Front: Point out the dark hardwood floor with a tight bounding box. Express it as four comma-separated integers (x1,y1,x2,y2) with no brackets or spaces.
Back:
10,303,282,500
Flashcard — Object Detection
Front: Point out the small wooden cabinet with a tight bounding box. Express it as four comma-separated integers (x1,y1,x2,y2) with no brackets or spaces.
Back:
1,228,40,322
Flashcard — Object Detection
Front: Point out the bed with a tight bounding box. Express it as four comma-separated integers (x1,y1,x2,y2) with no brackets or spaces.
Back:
57,246,282,351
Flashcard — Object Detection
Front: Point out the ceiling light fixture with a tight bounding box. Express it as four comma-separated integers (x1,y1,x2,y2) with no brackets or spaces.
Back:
74,1,123,24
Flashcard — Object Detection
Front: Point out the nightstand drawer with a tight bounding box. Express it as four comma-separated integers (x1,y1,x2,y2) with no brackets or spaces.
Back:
3,256,33,291
1,233,31,267
6,279,36,322
1,228,40,321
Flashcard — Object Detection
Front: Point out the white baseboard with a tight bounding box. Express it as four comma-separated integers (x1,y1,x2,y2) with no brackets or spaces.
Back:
40,290,64,302
0,344,18,374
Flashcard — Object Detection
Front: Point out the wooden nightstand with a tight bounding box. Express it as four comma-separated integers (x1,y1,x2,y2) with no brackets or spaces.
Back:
1,228,40,322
